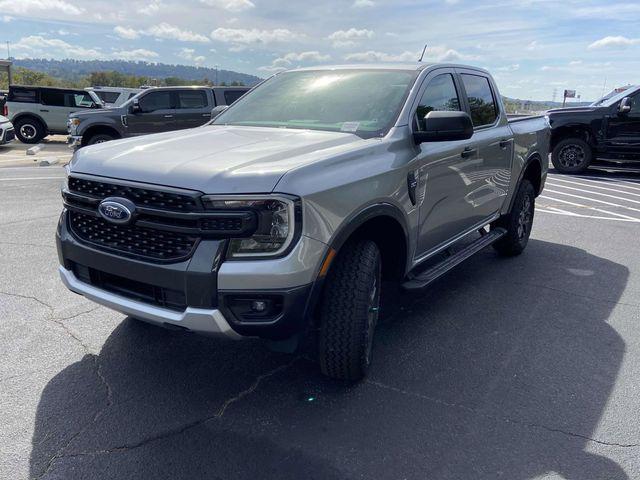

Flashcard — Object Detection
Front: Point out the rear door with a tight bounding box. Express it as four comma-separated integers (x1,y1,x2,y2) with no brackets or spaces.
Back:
456,70,512,221
126,90,176,135
605,92,640,157
39,89,70,132
173,89,212,130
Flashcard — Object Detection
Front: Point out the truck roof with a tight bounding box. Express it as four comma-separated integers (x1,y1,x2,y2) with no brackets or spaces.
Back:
290,63,490,74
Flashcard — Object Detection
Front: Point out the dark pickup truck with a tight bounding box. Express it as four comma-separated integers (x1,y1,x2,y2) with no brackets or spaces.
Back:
548,85,640,173
68,85,250,147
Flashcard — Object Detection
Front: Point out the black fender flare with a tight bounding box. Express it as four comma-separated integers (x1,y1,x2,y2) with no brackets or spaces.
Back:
11,113,48,131
507,154,544,214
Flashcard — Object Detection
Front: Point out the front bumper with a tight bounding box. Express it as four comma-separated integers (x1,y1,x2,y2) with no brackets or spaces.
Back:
67,135,82,149
0,125,14,144
56,210,323,340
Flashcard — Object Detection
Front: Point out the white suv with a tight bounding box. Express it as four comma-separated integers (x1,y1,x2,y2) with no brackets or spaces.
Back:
0,114,15,145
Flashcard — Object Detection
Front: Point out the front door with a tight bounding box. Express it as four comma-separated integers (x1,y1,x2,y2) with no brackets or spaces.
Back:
605,93,640,158
174,89,212,130
413,70,481,257
126,90,176,136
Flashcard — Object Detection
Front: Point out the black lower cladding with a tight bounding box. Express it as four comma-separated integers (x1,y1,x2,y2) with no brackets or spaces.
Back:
57,210,225,310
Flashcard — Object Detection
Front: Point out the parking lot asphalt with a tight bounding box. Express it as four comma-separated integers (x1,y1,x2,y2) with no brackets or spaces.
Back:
0,137,72,168
1,164,640,480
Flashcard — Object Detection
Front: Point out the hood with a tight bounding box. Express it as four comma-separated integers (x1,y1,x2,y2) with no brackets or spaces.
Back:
72,108,116,118
0,115,10,124
547,106,602,114
70,125,366,193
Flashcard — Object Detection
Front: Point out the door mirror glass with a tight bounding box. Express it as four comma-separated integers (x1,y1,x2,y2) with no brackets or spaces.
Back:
211,105,229,119
131,99,141,114
414,111,474,143
619,97,632,115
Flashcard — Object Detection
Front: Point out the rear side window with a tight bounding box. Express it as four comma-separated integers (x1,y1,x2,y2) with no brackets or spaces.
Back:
461,74,498,127
415,74,461,131
628,95,639,116
138,91,173,112
71,92,97,108
9,88,38,103
223,90,246,105
177,90,208,109
40,89,66,107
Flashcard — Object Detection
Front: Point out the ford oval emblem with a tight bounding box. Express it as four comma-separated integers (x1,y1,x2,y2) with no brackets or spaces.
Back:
98,198,136,225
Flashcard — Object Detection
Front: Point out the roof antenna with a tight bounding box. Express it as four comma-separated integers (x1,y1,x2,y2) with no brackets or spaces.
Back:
418,44,428,62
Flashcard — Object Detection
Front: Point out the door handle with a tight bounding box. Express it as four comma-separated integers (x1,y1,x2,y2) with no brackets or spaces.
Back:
40,109,49,112
460,147,477,158
163,115,174,118
499,139,511,149
202,113,211,117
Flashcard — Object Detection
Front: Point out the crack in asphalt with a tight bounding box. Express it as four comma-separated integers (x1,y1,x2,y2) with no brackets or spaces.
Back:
0,214,58,227
366,379,640,449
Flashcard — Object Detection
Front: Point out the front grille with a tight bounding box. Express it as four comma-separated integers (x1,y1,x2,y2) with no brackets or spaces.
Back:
68,177,200,211
72,263,187,311
69,211,197,261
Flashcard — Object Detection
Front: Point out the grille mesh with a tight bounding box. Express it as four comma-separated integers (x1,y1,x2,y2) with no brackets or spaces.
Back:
68,177,199,211
69,212,197,261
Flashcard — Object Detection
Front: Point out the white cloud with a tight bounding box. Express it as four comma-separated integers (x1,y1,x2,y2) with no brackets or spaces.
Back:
178,47,206,64
588,36,640,50
211,28,299,49
259,51,331,71
526,40,540,51
112,48,159,60
575,4,640,20
137,0,164,15
328,28,374,47
1,14,14,22
496,64,520,72
0,0,82,16
199,0,255,12
344,50,419,62
352,0,374,7
114,26,140,40
147,23,210,43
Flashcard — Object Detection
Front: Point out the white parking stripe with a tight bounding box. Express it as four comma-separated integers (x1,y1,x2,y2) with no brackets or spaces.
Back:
561,175,640,191
543,188,640,214
539,195,640,220
545,182,640,205
0,176,64,181
548,177,640,198
537,208,640,223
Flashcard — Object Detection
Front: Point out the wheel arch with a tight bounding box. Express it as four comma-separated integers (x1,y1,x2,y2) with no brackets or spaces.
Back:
81,124,121,146
507,154,544,214
551,124,595,150
11,113,48,131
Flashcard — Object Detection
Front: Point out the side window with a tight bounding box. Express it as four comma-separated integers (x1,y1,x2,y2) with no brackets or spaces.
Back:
415,74,461,131
95,91,120,104
40,89,66,107
69,92,96,108
628,95,639,116
461,74,498,127
224,90,246,105
138,91,173,113
177,90,208,109
9,88,38,103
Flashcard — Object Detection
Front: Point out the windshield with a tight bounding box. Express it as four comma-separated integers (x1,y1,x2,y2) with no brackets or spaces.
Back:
212,69,418,138
591,86,639,107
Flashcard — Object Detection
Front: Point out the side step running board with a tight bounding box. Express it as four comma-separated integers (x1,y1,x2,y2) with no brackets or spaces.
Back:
402,227,507,291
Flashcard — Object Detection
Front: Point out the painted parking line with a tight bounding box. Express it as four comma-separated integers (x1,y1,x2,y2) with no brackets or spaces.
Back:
0,176,65,181
539,195,640,220
548,177,640,198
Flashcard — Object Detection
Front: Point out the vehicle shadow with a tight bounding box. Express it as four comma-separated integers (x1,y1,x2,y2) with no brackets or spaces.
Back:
29,239,629,479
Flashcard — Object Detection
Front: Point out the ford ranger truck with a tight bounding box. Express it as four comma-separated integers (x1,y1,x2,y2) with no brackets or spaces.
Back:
548,84,639,173
57,64,549,381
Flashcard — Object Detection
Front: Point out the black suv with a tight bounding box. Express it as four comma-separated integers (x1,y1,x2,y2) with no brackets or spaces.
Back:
548,85,640,173
68,86,250,147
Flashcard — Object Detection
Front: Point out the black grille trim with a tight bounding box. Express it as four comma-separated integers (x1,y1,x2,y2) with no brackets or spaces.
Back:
69,211,199,262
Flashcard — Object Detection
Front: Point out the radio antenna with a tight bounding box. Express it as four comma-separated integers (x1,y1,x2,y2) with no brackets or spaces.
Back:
418,44,428,62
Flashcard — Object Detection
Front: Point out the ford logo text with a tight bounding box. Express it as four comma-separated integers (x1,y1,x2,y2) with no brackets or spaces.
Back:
98,198,136,225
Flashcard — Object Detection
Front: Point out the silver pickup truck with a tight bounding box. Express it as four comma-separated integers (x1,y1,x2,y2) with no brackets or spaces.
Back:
57,63,549,381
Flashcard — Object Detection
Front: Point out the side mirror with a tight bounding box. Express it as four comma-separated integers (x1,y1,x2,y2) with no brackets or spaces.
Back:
131,99,141,114
414,111,474,144
619,97,632,115
211,105,229,119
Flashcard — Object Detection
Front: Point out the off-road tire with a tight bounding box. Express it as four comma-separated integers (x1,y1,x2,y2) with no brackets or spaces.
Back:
14,117,46,144
87,133,115,146
492,179,535,257
318,239,382,382
551,137,592,173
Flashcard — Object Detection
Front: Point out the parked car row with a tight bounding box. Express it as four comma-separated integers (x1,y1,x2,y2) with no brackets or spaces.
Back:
3,84,250,145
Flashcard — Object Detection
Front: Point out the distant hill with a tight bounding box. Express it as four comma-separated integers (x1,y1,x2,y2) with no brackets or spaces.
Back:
503,96,592,113
12,58,262,86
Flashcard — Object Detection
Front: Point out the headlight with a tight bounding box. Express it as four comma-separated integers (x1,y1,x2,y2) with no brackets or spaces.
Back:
69,117,81,127
61,163,70,193
201,195,300,259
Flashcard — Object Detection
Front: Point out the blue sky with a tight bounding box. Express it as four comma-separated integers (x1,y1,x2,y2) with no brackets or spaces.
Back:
1,0,639,100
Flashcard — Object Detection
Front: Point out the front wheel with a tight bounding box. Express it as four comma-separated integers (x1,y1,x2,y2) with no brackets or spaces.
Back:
318,239,382,382
551,137,592,173
87,133,115,145
492,179,535,257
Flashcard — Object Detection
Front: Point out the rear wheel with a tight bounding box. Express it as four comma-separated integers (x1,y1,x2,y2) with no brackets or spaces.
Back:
14,117,45,144
551,137,592,173
492,179,535,256
87,133,115,145
318,239,382,382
